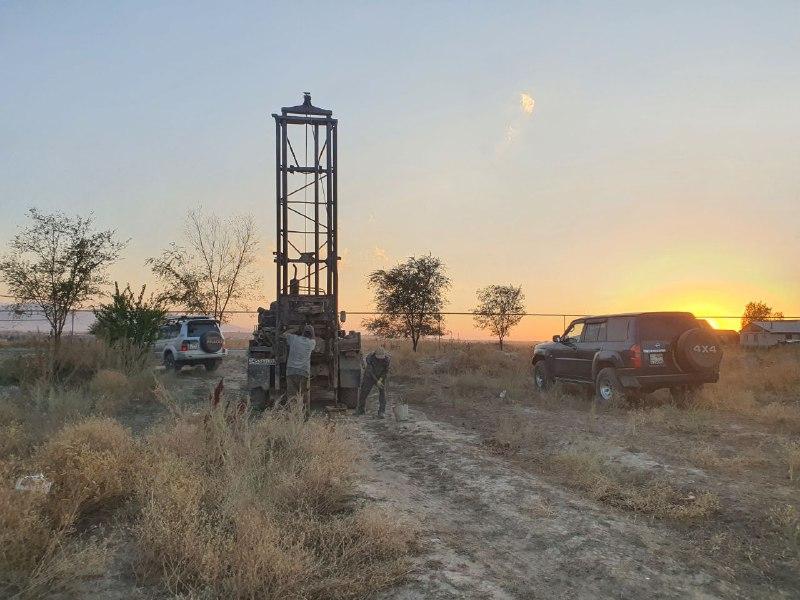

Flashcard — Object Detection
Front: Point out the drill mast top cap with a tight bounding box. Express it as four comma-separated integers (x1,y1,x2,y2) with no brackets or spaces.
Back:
281,92,333,117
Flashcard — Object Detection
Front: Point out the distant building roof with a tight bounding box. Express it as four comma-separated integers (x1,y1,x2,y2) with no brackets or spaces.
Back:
746,320,800,334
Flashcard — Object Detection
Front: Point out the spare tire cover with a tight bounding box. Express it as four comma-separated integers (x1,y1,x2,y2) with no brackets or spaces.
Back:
676,328,723,371
200,331,223,354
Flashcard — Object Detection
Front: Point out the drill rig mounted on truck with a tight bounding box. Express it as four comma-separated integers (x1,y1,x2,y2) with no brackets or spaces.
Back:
247,93,362,409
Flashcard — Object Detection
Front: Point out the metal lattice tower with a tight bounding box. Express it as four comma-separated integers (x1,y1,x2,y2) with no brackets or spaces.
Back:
273,93,338,309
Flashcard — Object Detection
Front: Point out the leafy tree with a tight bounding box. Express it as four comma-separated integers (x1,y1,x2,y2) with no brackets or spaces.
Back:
90,283,167,372
365,255,450,352
147,208,260,322
741,301,784,330
0,208,126,345
473,285,526,350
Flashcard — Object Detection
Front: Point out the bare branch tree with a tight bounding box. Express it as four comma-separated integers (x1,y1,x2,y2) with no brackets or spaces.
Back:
0,208,126,345
147,208,260,322
472,284,525,350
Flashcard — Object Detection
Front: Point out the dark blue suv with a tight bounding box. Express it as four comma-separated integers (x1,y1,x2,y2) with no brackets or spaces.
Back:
532,312,722,403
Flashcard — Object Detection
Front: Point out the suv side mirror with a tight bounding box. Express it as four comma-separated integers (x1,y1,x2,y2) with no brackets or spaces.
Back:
552,335,561,343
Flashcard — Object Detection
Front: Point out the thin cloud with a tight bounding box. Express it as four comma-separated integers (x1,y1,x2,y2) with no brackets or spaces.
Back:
496,90,536,154
520,92,535,115
505,125,518,142
373,246,389,264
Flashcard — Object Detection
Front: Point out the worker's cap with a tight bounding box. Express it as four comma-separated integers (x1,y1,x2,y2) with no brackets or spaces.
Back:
303,325,315,338
374,347,387,359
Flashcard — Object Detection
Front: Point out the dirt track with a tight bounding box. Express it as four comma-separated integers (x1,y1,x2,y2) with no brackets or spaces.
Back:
358,407,747,600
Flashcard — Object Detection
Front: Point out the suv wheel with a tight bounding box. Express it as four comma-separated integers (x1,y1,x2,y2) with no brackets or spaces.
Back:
163,352,178,371
533,361,552,392
595,367,626,404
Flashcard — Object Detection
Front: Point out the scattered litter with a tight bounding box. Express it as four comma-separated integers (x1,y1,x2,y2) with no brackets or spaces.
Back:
499,390,507,400
15,474,52,494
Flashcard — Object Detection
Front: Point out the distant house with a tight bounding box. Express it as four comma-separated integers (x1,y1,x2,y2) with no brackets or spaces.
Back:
740,320,800,348
697,320,740,345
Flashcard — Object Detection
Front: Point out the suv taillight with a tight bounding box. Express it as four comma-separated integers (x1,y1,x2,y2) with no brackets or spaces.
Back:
629,344,642,368
180,342,189,352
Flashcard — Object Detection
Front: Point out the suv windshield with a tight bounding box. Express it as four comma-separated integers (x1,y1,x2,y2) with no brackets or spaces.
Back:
638,314,697,340
187,320,220,337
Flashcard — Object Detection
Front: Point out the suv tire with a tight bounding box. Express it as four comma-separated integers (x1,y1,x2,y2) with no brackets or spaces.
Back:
163,351,179,371
534,361,553,392
675,328,722,372
596,367,626,404
200,331,224,354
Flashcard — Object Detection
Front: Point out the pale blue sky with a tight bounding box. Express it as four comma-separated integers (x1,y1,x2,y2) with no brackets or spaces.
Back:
2,1,798,337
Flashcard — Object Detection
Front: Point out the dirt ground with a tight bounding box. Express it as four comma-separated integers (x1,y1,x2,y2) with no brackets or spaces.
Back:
3,344,798,599
149,349,797,599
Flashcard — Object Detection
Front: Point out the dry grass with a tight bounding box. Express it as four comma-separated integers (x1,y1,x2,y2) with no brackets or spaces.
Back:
782,441,800,482
688,443,769,474
0,418,127,598
33,417,140,525
551,449,719,520
697,347,800,431
489,413,549,455
0,338,160,463
0,474,110,598
0,388,416,599
134,397,416,598
769,504,800,558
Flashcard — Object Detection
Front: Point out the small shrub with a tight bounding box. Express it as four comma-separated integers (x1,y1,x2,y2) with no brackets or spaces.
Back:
34,417,139,524
90,283,166,373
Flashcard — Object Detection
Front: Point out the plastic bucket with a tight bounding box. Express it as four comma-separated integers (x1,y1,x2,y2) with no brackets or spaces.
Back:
394,403,409,421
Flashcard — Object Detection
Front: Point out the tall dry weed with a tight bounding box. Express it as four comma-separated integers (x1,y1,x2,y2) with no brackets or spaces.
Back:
135,398,416,598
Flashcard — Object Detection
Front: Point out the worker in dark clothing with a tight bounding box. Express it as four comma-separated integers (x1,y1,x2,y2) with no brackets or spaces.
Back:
357,347,391,418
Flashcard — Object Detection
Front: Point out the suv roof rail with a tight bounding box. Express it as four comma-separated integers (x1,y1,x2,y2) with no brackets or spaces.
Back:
165,315,217,324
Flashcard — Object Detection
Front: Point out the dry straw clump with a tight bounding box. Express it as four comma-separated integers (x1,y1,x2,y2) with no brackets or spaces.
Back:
135,399,416,599
34,417,140,525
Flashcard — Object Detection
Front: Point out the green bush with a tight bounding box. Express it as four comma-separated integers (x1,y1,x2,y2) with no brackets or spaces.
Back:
90,283,166,373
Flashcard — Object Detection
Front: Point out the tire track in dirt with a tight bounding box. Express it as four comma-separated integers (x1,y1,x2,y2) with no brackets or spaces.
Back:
356,408,747,600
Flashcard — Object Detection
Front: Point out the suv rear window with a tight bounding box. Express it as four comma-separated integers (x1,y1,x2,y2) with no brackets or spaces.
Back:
637,314,697,340
606,317,632,342
187,320,220,337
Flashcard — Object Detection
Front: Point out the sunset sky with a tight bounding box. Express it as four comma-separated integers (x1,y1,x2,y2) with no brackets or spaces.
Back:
1,2,798,341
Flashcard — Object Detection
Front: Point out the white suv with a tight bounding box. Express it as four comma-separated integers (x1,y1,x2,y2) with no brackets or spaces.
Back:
153,316,226,372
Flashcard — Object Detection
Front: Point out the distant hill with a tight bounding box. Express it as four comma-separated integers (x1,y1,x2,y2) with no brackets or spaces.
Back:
0,305,253,335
